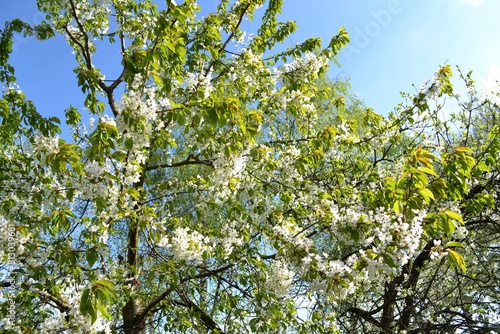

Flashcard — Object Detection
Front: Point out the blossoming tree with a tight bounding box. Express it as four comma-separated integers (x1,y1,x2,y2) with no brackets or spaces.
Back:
327,70,500,333
0,0,497,333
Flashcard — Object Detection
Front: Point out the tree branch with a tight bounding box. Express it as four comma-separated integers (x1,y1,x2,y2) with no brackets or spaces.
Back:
36,289,72,314
175,290,225,333
136,264,234,323
146,154,214,171
205,3,251,76
346,306,382,328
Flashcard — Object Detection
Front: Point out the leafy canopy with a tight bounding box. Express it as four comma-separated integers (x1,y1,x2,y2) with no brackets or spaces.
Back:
0,1,498,333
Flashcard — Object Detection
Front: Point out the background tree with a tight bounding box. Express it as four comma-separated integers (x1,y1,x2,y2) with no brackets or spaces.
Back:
0,1,496,333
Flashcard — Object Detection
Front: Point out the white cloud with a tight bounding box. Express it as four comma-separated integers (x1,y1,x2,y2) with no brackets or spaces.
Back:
479,65,500,103
460,0,485,10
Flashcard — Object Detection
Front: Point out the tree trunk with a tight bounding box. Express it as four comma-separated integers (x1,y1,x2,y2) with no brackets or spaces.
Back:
122,298,145,334
398,240,433,331
122,196,145,334
379,279,398,333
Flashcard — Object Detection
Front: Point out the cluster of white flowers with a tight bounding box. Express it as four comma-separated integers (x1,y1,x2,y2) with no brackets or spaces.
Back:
35,307,112,334
282,52,328,83
99,114,116,128
111,0,159,45
376,159,405,180
309,201,432,293
370,208,426,266
159,227,212,263
421,74,443,100
268,146,303,183
217,222,245,259
121,160,143,186
227,49,274,93
80,160,112,199
245,193,275,228
430,239,447,260
273,89,315,116
272,219,299,242
401,210,426,260
185,71,214,99
272,217,313,253
72,1,109,23
114,74,161,186
32,134,60,162
327,204,426,265
265,260,294,298
0,216,11,250
209,153,249,202
62,0,111,46
231,30,251,52
1,192,40,229
431,200,461,214
322,259,353,278
453,225,468,239
300,250,356,298
117,74,158,125
3,82,22,94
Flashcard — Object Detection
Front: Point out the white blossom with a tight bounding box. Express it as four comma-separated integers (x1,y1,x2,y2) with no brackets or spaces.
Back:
266,260,294,298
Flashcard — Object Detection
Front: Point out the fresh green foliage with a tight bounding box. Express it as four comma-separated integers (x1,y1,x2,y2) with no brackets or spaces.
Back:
0,1,498,333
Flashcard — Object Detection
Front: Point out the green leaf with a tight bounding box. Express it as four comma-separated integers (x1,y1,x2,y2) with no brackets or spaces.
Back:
128,188,141,200
447,249,466,273
444,210,464,224
445,241,464,248
418,166,437,176
49,116,61,124
102,123,118,137
165,40,176,52
80,288,96,322
93,279,114,290
86,248,98,268
393,200,401,213
350,227,359,242
125,137,134,150
207,107,218,124
96,303,113,320
418,188,435,203
382,253,396,268
455,147,473,153
111,151,127,161
153,74,163,87
441,213,456,236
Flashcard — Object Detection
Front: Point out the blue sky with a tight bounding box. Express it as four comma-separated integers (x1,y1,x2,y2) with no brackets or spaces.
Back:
277,0,500,113
2,0,500,119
